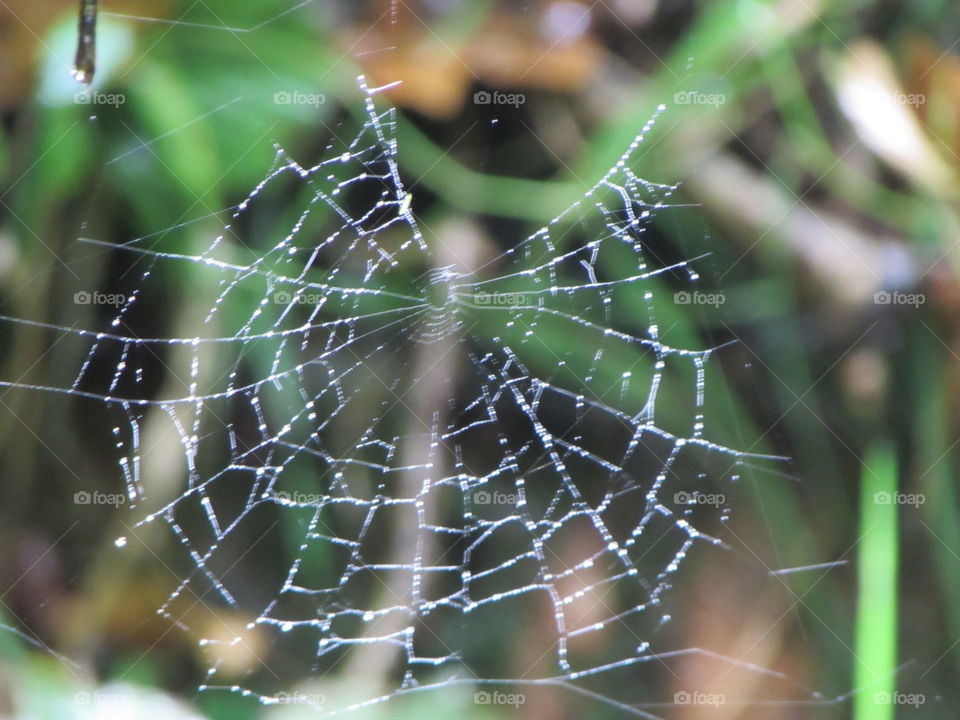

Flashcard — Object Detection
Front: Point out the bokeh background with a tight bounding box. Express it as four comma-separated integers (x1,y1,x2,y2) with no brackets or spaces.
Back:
1,0,958,718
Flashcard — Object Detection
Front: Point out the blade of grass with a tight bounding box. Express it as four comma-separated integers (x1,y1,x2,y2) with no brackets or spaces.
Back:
853,442,898,720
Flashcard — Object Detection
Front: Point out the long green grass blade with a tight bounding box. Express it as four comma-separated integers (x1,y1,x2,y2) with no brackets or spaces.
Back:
854,442,899,720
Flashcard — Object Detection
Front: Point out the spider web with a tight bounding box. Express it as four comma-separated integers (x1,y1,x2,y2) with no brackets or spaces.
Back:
3,71,822,716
